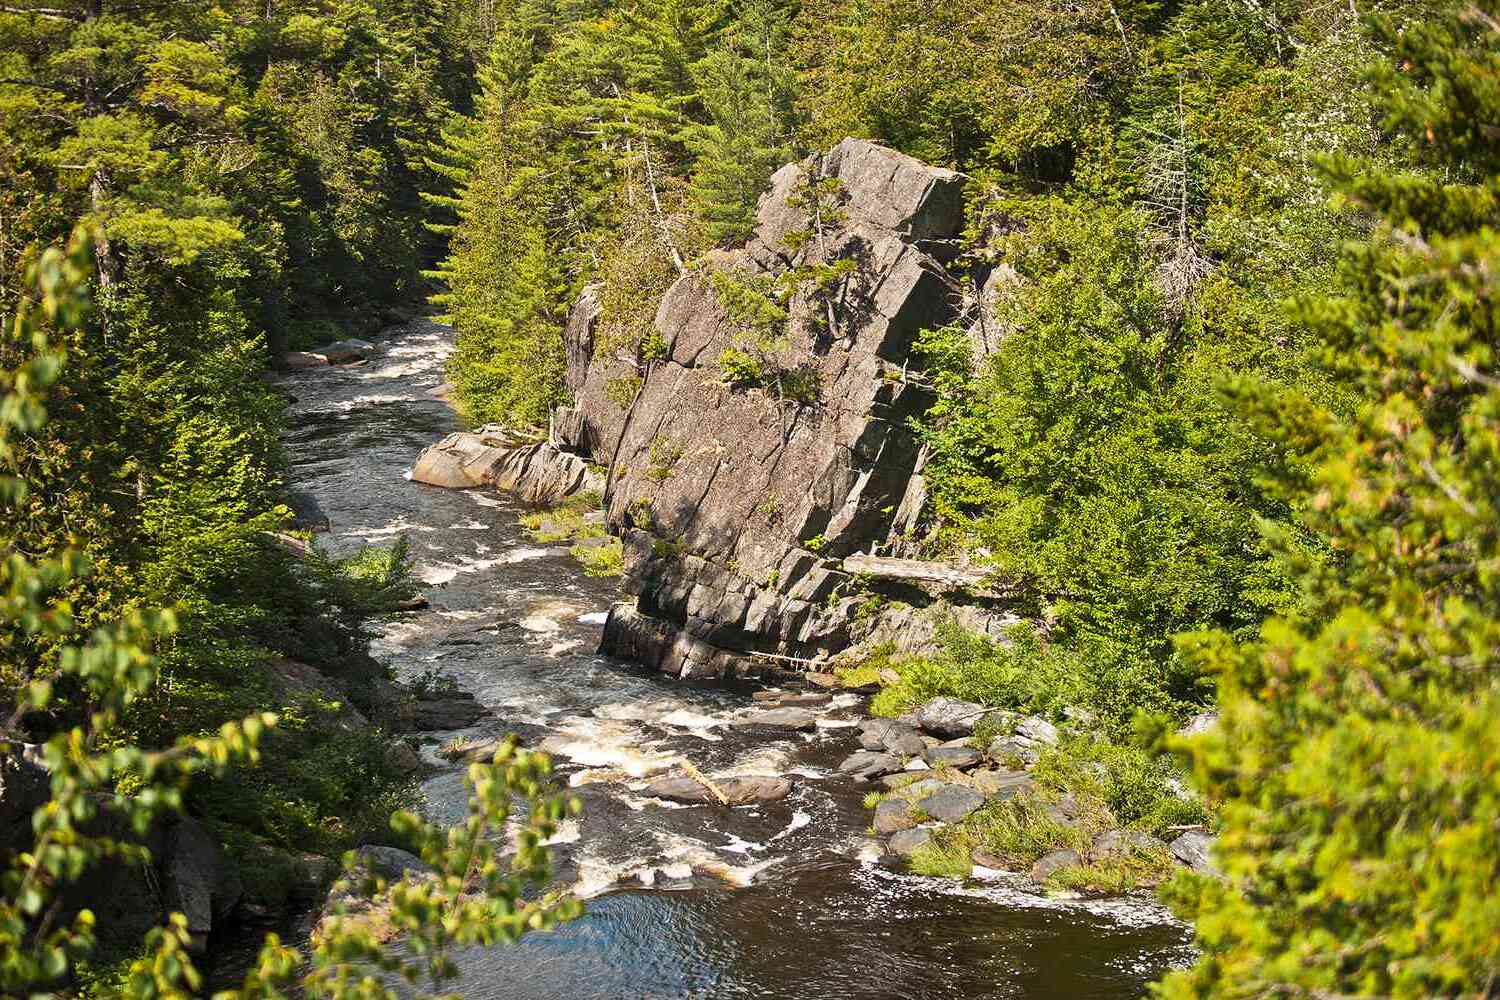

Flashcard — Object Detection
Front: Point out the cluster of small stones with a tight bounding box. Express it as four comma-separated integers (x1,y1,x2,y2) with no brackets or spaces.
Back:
828,696,1219,885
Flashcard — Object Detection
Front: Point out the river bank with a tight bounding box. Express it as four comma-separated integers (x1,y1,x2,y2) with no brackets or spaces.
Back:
279,318,1194,998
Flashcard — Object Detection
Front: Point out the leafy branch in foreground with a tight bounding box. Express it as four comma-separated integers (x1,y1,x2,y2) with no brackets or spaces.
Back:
1,229,581,999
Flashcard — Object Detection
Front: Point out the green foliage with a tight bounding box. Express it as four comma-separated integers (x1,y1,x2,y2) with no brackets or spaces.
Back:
1033,736,1205,838
0,229,584,1000
1158,6,1500,996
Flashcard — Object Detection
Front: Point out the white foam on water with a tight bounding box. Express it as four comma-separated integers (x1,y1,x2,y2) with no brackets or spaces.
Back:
815,718,861,729
577,610,609,625
768,810,812,843
450,518,488,530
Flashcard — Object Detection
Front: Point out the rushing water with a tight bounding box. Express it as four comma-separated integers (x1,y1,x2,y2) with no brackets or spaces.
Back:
279,319,1194,999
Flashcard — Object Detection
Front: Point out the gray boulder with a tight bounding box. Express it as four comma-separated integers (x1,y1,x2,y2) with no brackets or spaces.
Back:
408,696,487,731
733,707,818,732
1169,830,1219,876
162,817,242,952
968,769,1035,800
988,736,1042,767
1029,848,1082,883
1015,716,1060,746
916,697,989,738
922,745,984,770
886,827,934,858
837,751,905,781
873,798,918,834
916,785,985,824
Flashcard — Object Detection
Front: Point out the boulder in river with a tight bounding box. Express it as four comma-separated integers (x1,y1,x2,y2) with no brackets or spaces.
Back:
644,774,793,806
411,428,603,503
916,785,985,824
732,707,818,732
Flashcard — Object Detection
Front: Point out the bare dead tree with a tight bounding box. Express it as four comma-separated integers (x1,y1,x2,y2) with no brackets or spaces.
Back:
1137,80,1213,335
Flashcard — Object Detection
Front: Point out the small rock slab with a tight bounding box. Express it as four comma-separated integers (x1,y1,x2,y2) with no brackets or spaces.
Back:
916,785,985,824
1030,848,1082,883
970,848,1009,871
1091,828,1166,860
917,696,990,738
1015,716,1060,745
873,799,917,834
887,827,933,857
355,845,436,881
804,672,842,689
1169,830,1219,875
838,751,904,780
923,745,983,770
968,769,1035,799
644,774,793,806
858,719,926,756
734,708,818,731
409,697,488,731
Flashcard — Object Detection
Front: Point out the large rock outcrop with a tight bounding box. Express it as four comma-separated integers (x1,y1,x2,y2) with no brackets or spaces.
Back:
555,139,982,679
411,425,603,504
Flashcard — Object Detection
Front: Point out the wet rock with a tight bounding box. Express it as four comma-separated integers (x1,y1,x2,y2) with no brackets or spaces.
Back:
644,774,793,806
1015,716,1060,746
887,827,934,858
916,785,985,824
873,798,918,834
1169,830,1219,875
163,817,242,952
804,672,842,689
408,696,487,731
1090,828,1166,860
916,697,990,738
733,707,818,732
411,431,603,503
922,745,983,770
1029,849,1082,883
773,691,832,707
838,751,904,780
315,339,373,365
968,769,1035,800
354,845,436,881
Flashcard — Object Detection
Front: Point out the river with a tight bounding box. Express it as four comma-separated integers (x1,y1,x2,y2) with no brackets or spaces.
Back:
278,319,1194,999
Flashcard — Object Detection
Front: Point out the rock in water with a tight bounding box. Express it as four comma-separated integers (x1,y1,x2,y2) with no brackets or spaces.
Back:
732,707,818,731
354,844,436,881
643,774,793,806
916,697,989,738
1169,830,1219,875
916,785,985,824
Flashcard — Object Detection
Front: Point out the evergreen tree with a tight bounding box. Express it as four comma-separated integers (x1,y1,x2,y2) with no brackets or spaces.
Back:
1159,5,1500,994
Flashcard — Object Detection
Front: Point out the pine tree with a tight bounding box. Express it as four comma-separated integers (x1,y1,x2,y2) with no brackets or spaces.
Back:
1159,5,1500,995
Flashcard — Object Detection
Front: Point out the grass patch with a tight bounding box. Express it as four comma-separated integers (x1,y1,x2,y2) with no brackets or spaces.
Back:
908,831,976,877
1032,736,1206,838
520,491,623,577
572,537,624,577
862,790,889,809
963,794,1089,867
1046,841,1176,893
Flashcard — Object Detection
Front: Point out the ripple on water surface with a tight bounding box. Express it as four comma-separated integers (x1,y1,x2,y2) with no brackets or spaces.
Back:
282,320,1193,1000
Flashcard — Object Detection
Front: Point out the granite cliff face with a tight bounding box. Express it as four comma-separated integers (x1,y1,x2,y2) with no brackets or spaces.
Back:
551,139,989,679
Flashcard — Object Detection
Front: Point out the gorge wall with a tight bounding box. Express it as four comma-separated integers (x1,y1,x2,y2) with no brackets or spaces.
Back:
550,139,1010,680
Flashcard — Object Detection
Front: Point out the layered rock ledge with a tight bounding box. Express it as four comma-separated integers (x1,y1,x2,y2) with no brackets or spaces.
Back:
550,138,989,679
